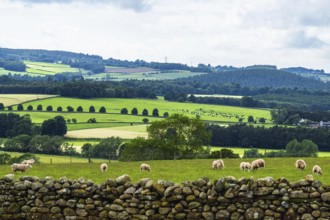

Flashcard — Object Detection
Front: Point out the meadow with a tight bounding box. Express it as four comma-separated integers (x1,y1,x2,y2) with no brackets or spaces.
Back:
8,96,271,124
0,155,329,185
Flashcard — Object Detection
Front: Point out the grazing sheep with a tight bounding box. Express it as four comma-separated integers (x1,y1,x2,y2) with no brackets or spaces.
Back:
21,159,35,167
295,159,306,171
212,159,225,169
305,174,314,181
240,162,252,171
140,163,151,172
100,163,108,172
12,163,31,173
312,165,322,175
251,159,265,170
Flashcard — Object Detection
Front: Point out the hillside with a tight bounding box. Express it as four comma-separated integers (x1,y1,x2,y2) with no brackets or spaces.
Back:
183,68,330,90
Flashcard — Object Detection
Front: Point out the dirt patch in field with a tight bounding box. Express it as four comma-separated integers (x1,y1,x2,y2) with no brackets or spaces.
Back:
65,127,148,139
105,67,156,74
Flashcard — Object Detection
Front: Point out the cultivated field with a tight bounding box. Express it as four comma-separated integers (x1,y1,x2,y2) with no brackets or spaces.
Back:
192,94,244,99
65,125,148,139
0,94,58,107
86,70,206,81
0,156,329,184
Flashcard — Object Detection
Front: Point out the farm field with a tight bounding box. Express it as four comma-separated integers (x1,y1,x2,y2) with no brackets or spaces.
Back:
65,125,148,139
0,157,329,184
9,96,271,124
66,122,135,130
192,94,244,99
0,94,58,107
85,70,206,81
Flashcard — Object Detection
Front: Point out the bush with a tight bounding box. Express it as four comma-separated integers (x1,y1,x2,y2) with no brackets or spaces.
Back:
17,104,23,111
142,118,149,124
99,106,106,113
121,108,128,114
67,106,74,112
87,118,97,123
243,148,263,158
46,105,53,111
0,103,4,110
89,106,95,113
77,106,83,112
163,112,169,118
57,106,62,112
27,105,33,111
131,107,138,115
209,149,240,159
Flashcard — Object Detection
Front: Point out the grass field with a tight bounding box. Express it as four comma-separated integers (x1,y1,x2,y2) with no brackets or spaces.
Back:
25,61,80,75
0,156,329,185
85,70,206,81
8,96,271,124
0,94,58,107
192,94,244,99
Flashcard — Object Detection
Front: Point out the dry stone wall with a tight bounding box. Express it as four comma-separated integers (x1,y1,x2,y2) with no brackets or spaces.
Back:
0,174,330,219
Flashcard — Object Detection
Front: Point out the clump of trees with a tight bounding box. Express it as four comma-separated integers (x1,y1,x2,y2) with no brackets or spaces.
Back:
120,114,211,161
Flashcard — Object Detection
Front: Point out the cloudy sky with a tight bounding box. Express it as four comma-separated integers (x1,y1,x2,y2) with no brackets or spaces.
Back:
1,0,330,71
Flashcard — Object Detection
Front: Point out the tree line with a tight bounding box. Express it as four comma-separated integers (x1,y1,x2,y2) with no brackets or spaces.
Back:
207,123,330,151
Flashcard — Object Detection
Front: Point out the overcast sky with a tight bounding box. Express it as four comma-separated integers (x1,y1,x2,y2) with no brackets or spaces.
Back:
1,0,330,71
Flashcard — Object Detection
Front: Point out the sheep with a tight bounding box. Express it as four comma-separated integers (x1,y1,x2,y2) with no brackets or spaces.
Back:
295,159,306,171
240,162,251,171
251,159,265,170
21,159,35,167
312,165,322,175
140,163,151,172
212,159,224,169
12,163,31,173
100,163,108,172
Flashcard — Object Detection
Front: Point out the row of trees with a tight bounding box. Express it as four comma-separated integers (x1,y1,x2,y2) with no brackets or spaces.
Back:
0,59,26,72
6,104,107,113
207,123,330,151
120,108,168,117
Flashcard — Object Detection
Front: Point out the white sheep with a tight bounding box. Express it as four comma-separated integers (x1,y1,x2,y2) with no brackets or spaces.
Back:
295,159,306,171
251,159,265,170
100,163,108,172
140,163,151,172
212,159,224,169
21,159,35,167
240,162,251,171
12,163,31,173
312,165,322,175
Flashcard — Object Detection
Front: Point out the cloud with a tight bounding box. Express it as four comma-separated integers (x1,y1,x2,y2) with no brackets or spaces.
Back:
12,0,151,12
286,31,326,49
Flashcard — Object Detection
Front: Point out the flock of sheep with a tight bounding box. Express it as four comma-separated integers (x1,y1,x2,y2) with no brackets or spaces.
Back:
100,163,151,173
212,158,322,177
11,159,35,173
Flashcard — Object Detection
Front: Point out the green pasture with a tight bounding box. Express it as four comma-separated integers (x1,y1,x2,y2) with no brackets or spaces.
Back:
0,94,58,107
25,61,80,75
10,96,271,124
0,157,329,184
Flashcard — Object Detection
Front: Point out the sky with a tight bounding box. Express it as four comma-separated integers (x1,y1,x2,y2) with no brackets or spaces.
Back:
0,0,330,71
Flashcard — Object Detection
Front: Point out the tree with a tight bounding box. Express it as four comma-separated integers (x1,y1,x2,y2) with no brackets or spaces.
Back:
7,106,12,111
121,108,128,114
3,134,32,152
131,107,138,115
240,96,257,107
72,118,77,123
81,143,94,163
41,116,67,136
259,117,266,123
46,105,53,111
99,106,106,113
37,104,43,111
142,118,149,124
27,105,33,111
142,109,148,116
0,103,4,110
77,106,83,112
57,106,62,112
147,114,211,159
67,106,74,112
92,137,123,161
17,104,23,111
163,112,169,118
89,106,95,113
152,108,159,117
87,118,96,123
286,139,318,157
247,116,254,123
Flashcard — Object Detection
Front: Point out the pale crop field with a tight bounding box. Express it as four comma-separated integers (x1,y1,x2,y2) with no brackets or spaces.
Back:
10,96,271,123
0,94,58,107
25,61,80,75
192,94,244,99
65,125,148,139
0,156,329,185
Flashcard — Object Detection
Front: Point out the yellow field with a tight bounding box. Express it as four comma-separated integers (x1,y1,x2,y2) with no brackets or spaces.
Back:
0,94,58,106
